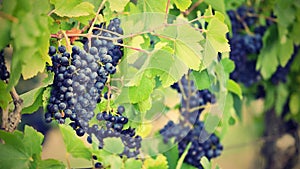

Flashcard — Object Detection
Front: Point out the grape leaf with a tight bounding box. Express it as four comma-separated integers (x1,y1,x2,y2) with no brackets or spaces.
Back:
0,144,31,169
204,0,225,13
124,158,143,169
159,21,204,70
256,26,279,79
0,126,44,169
103,137,124,154
191,70,211,90
172,0,192,11
136,96,152,113
163,144,179,169
59,125,92,160
143,154,169,169
37,159,65,169
20,87,44,114
220,58,235,73
227,79,242,99
0,0,16,49
137,0,167,12
108,0,129,12
7,0,51,89
278,38,294,67
50,0,95,17
273,0,296,43
106,155,123,169
0,81,12,109
129,72,155,103
23,125,44,156
206,13,230,53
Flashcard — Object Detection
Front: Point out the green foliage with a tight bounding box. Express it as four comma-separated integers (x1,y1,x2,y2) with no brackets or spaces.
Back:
0,125,65,169
59,125,92,160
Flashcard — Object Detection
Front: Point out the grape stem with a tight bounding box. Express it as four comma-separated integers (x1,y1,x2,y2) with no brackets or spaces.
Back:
88,0,107,35
62,30,72,52
182,0,204,16
0,11,18,23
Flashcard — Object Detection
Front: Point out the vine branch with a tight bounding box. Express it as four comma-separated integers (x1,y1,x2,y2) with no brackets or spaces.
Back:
1,87,23,132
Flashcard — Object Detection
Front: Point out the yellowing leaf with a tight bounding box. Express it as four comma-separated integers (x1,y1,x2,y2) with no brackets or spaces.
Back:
173,0,192,11
143,154,168,169
50,0,95,17
108,0,129,12
206,17,230,53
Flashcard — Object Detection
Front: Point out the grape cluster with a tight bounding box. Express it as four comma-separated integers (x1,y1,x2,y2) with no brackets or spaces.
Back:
227,6,264,87
45,18,142,160
161,75,222,168
84,105,142,158
0,50,10,81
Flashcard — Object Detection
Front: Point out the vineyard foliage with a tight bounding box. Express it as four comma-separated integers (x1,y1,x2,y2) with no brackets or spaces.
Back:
0,0,300,169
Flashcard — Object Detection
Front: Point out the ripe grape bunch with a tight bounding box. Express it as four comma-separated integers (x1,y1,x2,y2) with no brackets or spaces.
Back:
0,50,10,81
161,75,223,168
227,6,263,87
45,18,142,160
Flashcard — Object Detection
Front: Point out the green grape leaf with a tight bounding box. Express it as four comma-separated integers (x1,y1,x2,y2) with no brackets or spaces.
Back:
275,83,288,115
204,0,225,13
129,72,155,103
143,154,169,169
0,144,31,169
108,0,129,12
23,126,44,156
256,26,279,79
273,0,295,43
160,21,204,70
200,156,211,169
20,87,44,114
176,142,191,169
206,12,230,53
103,137,125,154
50,0,95,17
137,0,167,12
163,144,179,169
191,70,211,90
0,129,24,152
0,18,11,50
136,96,152,113
173,0,192,11
278,38,294,67
0,81,12,109
37,159,65,169
0,0,17,49
0,126,44,169
7,0,51,89
220,58,235,73
59,125,92,160
124,158,143,169
289,93,300,115
227,79,242,99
